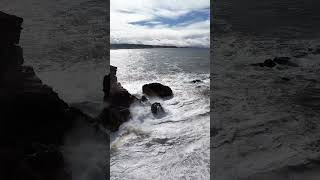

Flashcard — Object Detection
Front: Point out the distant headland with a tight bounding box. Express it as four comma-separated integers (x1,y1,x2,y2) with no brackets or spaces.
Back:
111,43,180,49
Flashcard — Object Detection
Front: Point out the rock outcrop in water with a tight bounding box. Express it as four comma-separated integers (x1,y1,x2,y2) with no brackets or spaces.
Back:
99,66,138,131
250,56,299,68
0,11,87,180
151,102,165,117
142,82,173,98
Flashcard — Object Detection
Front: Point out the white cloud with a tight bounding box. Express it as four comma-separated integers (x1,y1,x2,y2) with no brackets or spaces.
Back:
111,0,210,47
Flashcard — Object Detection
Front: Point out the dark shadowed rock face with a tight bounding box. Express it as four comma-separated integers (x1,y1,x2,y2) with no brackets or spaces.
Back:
99,65,138,131
0,11,78,180
142,83,173,98
0,11,23,46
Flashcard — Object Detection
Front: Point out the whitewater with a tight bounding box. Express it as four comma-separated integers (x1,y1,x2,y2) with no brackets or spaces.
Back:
110,48,210,180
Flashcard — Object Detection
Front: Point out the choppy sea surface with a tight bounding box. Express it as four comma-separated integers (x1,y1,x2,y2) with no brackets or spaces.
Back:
110,48,210,180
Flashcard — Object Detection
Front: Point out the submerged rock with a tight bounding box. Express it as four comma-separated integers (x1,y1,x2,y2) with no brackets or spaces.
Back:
142,83,173,98
151,102,165,116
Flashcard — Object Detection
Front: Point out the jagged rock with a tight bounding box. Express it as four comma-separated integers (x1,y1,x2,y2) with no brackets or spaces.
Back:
0,11,23,46
99,66,137,131
151,102,165,116
142,83,173,98
0,12,84,180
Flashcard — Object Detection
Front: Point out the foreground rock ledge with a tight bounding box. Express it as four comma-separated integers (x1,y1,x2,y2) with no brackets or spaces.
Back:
0,11,89,180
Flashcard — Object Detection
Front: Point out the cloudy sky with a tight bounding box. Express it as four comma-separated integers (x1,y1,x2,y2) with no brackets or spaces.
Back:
111,0,210,47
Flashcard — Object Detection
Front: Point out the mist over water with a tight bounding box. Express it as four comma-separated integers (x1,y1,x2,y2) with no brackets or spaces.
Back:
111,48,210,179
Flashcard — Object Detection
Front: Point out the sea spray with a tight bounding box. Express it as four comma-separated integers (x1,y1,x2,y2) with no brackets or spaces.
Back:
62,118,108,180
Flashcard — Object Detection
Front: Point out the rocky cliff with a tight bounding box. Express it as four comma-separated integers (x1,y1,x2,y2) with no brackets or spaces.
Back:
0,11,90,180
98,66,137,131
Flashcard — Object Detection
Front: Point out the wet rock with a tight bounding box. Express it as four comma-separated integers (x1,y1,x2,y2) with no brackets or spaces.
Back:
273,57,291,65
263,59,276,68
99,66,137,131
250,63,265,67
142,83,173,98
273,57,299,67
191,79,203,83
151,102,165,116
141,95,148,102
250,59,276,68
281,77,291,81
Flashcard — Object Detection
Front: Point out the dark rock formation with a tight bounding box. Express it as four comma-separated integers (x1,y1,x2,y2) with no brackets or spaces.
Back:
251,57,298,68
273,57,291,65
250,59,276,68
250,62,265,67
263,59,276,68
0,11,23,46
191,79,203,83
98,66,138,131
0,11,82,180
141,95,148,102
151,102,165,116
273,56,298,67
142,83,173,98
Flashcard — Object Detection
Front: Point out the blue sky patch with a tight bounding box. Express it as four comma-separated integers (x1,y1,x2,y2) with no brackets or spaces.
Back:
129,8,210,27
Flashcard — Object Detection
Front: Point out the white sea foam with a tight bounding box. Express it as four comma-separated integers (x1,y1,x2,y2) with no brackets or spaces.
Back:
110,48,210,179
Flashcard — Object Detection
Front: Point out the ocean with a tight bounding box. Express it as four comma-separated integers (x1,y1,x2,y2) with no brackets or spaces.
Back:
110,48,210,179
213,0,320,179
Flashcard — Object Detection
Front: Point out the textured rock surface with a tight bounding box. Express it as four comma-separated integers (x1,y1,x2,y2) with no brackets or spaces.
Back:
142,82,173,98
151,102,165,116
99,66,137,131
0,11,85,180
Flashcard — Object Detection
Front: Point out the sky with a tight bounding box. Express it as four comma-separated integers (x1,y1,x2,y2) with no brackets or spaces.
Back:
111,0,210,47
